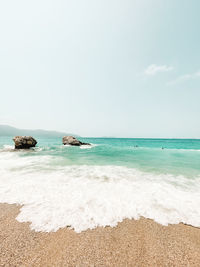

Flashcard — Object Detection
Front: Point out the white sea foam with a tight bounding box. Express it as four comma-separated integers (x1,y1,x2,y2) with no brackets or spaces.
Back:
80,144,97,149
0,152,200,233
62,143,97,149
1,144,15,151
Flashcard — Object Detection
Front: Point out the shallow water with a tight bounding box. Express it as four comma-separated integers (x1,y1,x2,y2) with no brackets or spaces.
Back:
0,137,200,232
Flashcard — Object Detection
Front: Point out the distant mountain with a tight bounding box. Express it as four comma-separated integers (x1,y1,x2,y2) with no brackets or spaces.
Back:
0,125,79,138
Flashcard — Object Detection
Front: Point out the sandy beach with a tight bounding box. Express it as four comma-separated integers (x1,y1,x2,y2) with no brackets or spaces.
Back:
0,204,199,266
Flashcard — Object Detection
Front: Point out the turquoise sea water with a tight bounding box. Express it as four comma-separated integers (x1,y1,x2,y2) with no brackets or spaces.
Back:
1,137,200,177
0,136,200,232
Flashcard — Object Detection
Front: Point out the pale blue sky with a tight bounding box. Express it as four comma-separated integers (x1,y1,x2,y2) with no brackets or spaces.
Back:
0,0,200,137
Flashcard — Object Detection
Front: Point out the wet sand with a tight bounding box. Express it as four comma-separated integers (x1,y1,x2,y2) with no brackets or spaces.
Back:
0,203,200,266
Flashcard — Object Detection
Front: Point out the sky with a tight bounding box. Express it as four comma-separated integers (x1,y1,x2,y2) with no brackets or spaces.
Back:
0,0,200,138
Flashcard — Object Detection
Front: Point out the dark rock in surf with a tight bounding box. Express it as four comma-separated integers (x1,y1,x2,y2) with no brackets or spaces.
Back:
13,136,37,149
62,136,90,146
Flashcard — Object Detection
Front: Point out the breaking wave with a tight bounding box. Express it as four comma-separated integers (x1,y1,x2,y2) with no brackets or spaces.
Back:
0,151,200,233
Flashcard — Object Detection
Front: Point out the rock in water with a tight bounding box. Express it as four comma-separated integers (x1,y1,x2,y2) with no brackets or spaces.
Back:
13,136,37,149
62,136,90,146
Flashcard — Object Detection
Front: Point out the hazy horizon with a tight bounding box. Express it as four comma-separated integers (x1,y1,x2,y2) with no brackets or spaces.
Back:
0,0,200,138
1,124,200,139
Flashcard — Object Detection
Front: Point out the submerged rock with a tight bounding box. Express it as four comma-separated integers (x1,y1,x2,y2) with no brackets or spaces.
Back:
62,136,90,146
13,136,37,149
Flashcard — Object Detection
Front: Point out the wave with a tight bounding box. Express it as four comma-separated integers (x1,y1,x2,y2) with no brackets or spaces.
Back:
131,147,200,152
0,144,42,152
0,152,200,233
1,144,15,151
80,144,98,149
62,143,98,149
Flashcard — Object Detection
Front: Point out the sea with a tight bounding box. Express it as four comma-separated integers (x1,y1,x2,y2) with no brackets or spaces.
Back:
0,137,200,233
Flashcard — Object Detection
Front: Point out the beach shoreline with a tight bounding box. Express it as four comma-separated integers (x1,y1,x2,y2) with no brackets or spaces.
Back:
0,203,200,266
